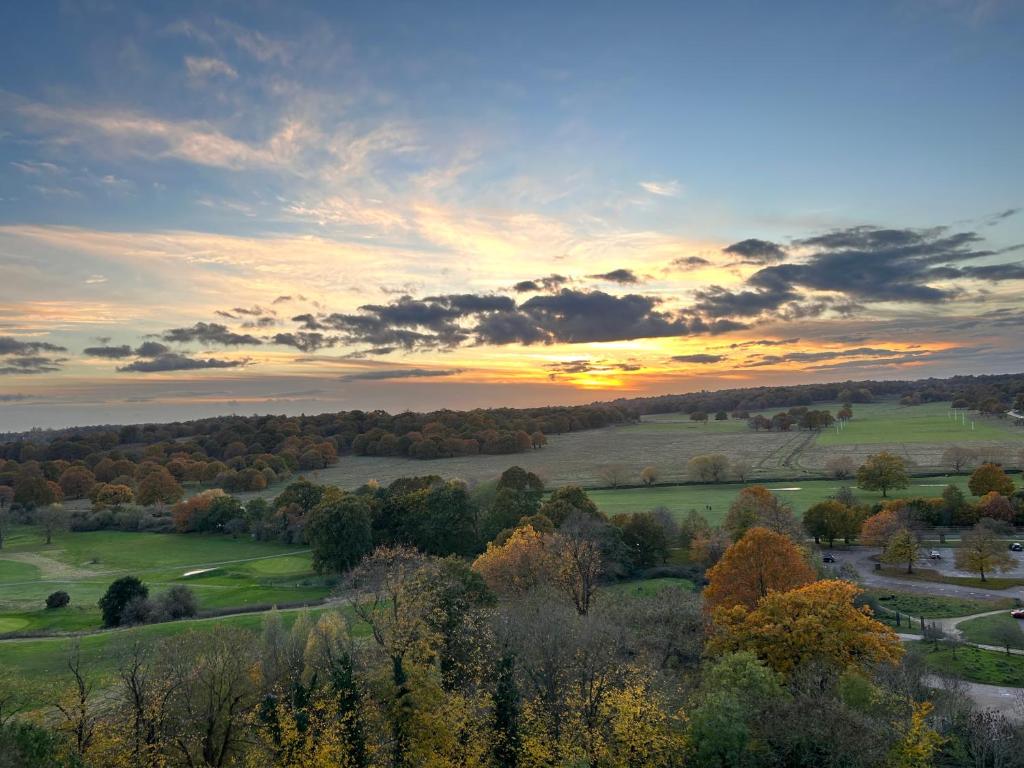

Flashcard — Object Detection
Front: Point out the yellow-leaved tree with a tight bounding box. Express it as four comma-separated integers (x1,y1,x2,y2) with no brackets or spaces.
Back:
709,579,903,676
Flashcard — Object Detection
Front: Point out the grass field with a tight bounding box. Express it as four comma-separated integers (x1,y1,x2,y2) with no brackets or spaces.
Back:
587,475,979,524
913,641,1024,686
867,591,1016,619
958,613,1024,650
816,401,1021,446
604,577,694,596
0,527,330,635
232,397,1022,499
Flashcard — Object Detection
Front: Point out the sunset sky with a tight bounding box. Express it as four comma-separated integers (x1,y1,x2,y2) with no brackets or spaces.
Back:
1,1,1022,430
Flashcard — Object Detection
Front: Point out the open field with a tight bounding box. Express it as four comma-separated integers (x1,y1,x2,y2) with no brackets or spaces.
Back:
238,398,1022,496
959,613,1024,650
867,591,1017,619
914,641,1024,686
0,527,329,636
588,475,981,524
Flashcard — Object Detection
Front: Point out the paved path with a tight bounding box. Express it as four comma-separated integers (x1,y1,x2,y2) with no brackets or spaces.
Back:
845,548,1024,601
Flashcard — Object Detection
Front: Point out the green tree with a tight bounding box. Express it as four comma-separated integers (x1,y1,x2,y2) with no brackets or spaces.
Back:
968,463,1015,497
98,576,148,627
803,500,860,547
539,485,601,527
882,529,919,574
306,488,374,573
856,452,909,498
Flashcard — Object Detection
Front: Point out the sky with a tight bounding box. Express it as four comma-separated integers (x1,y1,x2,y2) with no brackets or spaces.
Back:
0,0,1022,431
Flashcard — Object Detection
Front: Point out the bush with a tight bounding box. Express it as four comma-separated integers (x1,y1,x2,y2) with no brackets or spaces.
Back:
157,585,199,620
45,590,70,609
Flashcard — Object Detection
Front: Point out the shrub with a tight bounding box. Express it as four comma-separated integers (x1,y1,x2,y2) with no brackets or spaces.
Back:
157,585,199,620
98,575,148,627
45,590,70,609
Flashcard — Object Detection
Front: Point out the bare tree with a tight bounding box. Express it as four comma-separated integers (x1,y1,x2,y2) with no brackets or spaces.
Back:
552,516,605,616
36,504,70,545
597,463,630,488
824,455,856,480
686,454,730,483
942,445,976,472
54,641,103,760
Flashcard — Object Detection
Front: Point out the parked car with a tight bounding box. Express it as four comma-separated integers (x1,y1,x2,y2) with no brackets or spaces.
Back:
822,554,836,564
1011,609,1024,619
1011,542,1023,552
927,550,942,559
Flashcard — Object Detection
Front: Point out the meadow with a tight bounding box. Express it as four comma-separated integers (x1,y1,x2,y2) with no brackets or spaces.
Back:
0,527,329,636
256,398,1023,496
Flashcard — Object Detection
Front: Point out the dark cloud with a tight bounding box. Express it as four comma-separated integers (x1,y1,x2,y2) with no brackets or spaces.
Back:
272,332,339,352
0,355,65,374
723,238,788,264
232,306,272,316
728,337,800,349
588,268,639,284
162,322,263,346
135,341,170,357
740,225,1007,306
693,284,800,318
339,368,464,382
272,295,295,304
986,208,1020,226
513,274,570,293
0,393,35,402
0,336,67,355
672,256,710,268
83,344,134,358
543,359,642,379
117,353,249,372
740,346,924,368
243,317,278,328
670,354,724,364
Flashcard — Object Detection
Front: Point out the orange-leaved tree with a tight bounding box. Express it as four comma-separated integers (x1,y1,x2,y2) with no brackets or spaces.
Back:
471,524,557,596
703,526,816,611
859,507,903,546
708,579,902,676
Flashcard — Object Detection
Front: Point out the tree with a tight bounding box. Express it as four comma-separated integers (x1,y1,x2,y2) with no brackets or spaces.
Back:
730,459,752,482
35,505,68,545
942,445,976,472
687,454,730,482
703,527,816,611
888,702,944,768
882,529,919,574
859,508,903,546
472,524,557,595
13,475,58,510
98,576,148,627
306,488,374,573
677,509,710,550
968,463,1015,497
824,456,856,480
955,523,1015,582
539,485,600,527
597,463,630,488
690,411,709,424
45,591,70,609
58,466,96,499
157,585,199,619
136,467,184,506
723,485,799,541
974,491,1015,523
709,579,902,677
802,500,860,546
689,528,731,569
640,466,659,486
551,519,604,615
612,511,669,570
856,452,909,497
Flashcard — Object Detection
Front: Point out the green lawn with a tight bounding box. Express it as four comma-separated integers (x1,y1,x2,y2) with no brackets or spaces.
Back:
604,577,694,597
587,476,977,524
866,590,1017,619
913,641,1024,686
958,613,1024,650
816,400,1022,446
0,528,330,635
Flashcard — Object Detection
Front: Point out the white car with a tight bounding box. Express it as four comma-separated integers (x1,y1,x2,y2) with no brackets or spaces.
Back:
927,550,942,559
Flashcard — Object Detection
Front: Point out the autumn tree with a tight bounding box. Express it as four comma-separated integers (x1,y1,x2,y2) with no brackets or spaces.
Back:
136,467,184,507
882,529,919,574
968,462,1015,497
472,524,558,596
858,508,904,546
955,523,1015,582
91,483,134,511
689,528,731,569
551,517,605,615
687,454,730,483
597,463,630,488
824,456,856,480
974,491,1016,523
723,485,800,541
640,466,659,486
703,527,816,611
856,452,909,497
58,466,96,500
709,579,902,677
